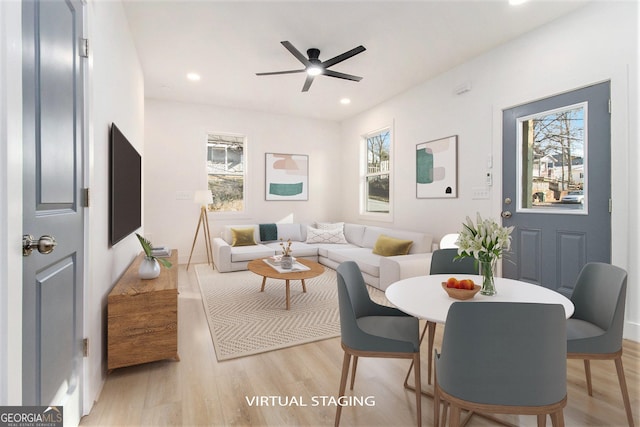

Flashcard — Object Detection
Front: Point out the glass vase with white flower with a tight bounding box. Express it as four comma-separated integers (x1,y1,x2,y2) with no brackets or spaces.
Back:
280,238,293,269
455,213,514,295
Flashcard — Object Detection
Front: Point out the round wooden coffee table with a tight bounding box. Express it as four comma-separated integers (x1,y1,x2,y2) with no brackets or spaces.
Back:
247,258,325,310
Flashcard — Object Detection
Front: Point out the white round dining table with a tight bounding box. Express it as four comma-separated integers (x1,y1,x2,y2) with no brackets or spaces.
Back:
385,274,575,323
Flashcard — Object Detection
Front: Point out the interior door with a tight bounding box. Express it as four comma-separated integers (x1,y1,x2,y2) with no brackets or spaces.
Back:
22,0,84,424
502,82,611,297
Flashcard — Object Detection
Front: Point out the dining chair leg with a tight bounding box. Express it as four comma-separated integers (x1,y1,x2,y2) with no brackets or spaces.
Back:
413,352,422,427
426,322,436,385
449,404,461,427
404,321,432,388
537,414,546,427
434,369,440,427
551,410,565,427
614,355,635,427
583,359,593,396
349,356,358,390
335,352,351,427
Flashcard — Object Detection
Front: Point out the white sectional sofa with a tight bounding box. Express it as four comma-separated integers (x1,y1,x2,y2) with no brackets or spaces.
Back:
212,222,433,290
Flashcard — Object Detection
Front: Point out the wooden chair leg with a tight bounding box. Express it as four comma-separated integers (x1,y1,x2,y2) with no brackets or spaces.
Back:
404,322,432,388
413,352,422,427
427,322,436,385
449,404,461,427
335,352,351,427
433,371,439,427
614,355,635,427
582,359,592,396
349,356,358,390
537,414,546,427
551,410,565,427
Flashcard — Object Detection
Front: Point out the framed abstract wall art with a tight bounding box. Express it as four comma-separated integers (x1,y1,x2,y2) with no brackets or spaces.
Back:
416,135,458,198
265,153,309,201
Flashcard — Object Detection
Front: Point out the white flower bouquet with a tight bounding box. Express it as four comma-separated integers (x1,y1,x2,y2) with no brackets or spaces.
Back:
455,213,514,295
456,213,514,263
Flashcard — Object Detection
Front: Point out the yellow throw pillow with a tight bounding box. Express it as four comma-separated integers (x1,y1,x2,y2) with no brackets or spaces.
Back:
231,227,256,247
372,234,413,256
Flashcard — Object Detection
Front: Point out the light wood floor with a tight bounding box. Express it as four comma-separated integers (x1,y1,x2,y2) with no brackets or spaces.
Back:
80,265,640,426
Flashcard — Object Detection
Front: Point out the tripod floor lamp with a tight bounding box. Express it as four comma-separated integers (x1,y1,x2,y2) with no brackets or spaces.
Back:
187,190,214,270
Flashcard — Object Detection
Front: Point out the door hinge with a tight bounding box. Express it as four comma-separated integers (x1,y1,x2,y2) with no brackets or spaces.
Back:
80,38,89,58
608,99,611,114
609,198,612,213
83,338,89,357
81,188,90,207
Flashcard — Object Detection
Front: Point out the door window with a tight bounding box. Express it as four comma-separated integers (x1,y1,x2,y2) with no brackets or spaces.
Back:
517,103,586,214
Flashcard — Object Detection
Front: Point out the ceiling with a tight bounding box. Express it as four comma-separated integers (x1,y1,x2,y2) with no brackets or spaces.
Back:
122,1,591,122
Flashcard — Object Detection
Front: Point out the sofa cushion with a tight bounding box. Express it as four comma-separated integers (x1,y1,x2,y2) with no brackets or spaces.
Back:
277,223,303,241
344,223,366,246
230,244,275,262
306,226,348,244
316,221,344,230
372,234,413,256
361,226,430,254
222,224,259,244
326,247,381,278
231,227,257,247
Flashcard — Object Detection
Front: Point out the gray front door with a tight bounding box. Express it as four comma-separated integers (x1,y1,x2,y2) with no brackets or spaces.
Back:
22,0,85,423
502,82,611,297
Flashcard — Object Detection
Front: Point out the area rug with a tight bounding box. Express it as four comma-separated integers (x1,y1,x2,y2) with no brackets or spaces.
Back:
195,265,390,361
195,265,342,361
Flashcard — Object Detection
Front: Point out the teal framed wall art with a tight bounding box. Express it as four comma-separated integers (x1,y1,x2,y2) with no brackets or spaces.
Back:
416,135,457,198
265,153,309,201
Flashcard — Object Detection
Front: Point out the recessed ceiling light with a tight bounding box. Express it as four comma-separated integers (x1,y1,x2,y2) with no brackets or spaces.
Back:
340,98,351,105
509,0,528,5
187,73,201,81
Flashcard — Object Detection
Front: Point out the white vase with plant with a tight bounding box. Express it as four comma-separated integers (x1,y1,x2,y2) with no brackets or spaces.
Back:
455,213,514,295
136,233,172,279
280,238,293,269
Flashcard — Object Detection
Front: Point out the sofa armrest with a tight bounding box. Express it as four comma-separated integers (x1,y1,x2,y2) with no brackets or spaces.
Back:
212,237,232,272
379,253,433,291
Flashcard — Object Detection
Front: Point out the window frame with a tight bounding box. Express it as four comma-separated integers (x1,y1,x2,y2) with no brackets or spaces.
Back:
360,126,393,222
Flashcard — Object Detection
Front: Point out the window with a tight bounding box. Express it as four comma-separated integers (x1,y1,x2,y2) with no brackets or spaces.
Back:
207,133,246,212
517,104,586,213
362,128,391,215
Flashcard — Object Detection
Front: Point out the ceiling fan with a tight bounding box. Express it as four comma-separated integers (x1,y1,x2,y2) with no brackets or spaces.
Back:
256,41,366,92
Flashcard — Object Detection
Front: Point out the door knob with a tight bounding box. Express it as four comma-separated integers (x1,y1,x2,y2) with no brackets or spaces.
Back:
23,234,57,256
501,211,512,219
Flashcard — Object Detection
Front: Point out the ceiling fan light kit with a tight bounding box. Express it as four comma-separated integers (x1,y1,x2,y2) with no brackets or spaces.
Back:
256,41,366,92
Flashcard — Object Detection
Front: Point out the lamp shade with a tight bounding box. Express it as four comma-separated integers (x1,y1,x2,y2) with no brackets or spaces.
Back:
194,190,213,206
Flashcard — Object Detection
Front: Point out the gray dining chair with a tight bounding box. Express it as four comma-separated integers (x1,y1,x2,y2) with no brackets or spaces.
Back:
335,261,422,427
434,302,567,427
567,262,634,427
407,248,477,388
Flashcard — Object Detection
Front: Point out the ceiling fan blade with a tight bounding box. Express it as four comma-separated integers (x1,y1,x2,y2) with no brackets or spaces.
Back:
256,69,305,76
281,41,311,66
323,69,363,82
321,45,366,68
302,74,315,92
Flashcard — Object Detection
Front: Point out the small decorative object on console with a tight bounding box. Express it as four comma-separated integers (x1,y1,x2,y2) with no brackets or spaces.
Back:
136,233,172,279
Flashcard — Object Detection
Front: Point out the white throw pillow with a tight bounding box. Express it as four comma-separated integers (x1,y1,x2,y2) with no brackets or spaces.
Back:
306,226,348,244
277,223,302,241
315,221,344,231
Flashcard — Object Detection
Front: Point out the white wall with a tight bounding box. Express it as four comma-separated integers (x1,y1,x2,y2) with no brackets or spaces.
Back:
84,0,145,413
144,99,342,264
340,2,639,340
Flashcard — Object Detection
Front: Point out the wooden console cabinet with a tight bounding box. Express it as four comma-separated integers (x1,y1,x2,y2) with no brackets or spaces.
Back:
107,251,179,371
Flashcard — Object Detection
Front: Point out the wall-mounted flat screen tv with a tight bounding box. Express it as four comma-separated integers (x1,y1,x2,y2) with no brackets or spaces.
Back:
109,123,141,246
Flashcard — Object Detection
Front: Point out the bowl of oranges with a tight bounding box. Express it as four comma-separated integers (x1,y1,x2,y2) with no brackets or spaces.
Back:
441,277,481,300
